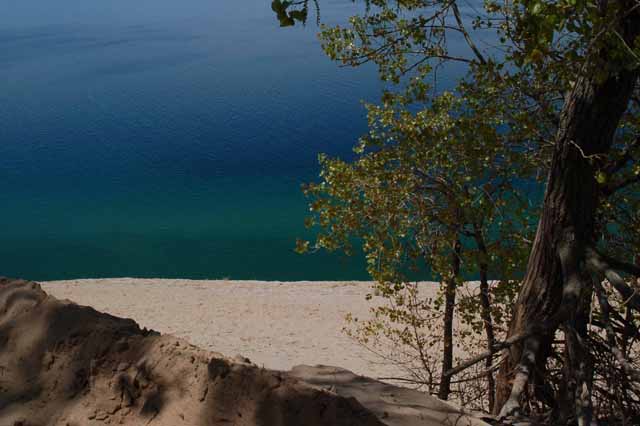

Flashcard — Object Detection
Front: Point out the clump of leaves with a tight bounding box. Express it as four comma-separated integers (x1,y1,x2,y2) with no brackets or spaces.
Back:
298,80,536,405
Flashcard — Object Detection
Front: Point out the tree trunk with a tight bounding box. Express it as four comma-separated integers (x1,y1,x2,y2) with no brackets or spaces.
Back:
474,228,496,412
494,61,639,415
438,240,461,400
564,276,594,426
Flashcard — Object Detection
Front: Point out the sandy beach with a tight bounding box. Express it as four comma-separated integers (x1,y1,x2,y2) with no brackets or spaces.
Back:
42,279,440,379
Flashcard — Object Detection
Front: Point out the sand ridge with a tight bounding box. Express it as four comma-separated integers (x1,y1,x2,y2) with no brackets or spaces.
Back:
1,278,491,426
42,278,427,379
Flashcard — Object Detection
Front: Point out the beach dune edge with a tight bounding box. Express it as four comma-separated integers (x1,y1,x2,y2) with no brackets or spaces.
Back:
0,277,489,426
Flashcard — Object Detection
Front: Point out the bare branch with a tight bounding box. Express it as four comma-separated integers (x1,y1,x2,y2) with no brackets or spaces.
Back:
451,1,486,65
594,281,640,382
444,330,532,379
445,307,572,381
586,248,640,312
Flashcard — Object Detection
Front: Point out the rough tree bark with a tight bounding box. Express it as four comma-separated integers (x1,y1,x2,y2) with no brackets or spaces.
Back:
438,239,461,400
494,7,640,415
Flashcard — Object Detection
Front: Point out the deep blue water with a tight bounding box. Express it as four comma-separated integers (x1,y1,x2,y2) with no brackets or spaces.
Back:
0,0,385,280
0,0,473,281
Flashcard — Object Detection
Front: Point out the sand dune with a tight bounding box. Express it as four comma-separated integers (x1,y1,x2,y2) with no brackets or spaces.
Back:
42,279,434,379
0,278,491,426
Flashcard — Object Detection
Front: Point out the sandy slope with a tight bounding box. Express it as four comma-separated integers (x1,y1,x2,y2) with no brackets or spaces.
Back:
0,278,490,426
42,279,437,379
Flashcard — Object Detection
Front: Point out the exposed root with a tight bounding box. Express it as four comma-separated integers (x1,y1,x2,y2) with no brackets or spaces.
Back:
497,336,541,419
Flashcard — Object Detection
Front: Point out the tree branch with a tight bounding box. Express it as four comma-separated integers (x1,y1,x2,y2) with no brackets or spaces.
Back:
451,1,486,65
603,173,640,196
498,336,541,419
443,332,530,379
594,280,640,382
597,251,640,277
604,135,640,175
586,248,640,312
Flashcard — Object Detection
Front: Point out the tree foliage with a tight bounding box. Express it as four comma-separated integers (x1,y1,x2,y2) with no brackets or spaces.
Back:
271,0,320,26
285,0,640,423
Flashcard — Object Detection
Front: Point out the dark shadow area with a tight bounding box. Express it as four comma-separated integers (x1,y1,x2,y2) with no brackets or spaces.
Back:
201,360,384,426
0,278,183,425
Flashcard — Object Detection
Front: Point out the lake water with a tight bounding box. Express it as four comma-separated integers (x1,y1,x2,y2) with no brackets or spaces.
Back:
1,0,472,281
0,0,387,280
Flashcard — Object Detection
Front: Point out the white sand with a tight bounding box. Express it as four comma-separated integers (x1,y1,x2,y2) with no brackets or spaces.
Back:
41,279,440,379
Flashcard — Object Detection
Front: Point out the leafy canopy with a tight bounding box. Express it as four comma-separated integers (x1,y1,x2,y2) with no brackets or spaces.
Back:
284,0,640,417
298,0,640,286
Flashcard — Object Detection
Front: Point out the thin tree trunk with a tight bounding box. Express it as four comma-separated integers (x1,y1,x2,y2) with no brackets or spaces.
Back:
474,227,496,412
494,49,639,416
565,280,594,426
438,239,461,400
